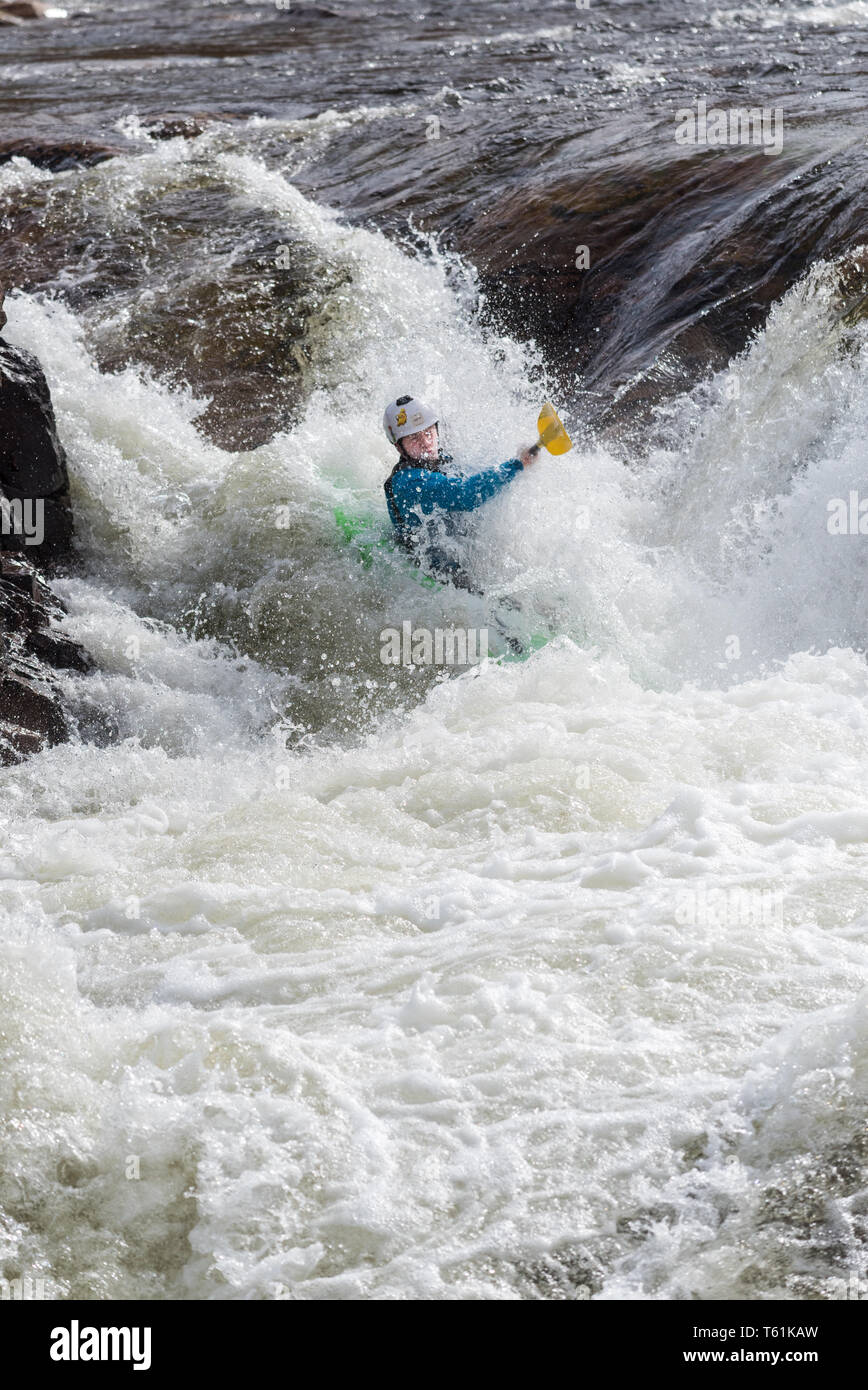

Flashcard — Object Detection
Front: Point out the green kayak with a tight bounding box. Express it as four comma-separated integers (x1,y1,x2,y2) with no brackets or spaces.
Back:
333,504,551,661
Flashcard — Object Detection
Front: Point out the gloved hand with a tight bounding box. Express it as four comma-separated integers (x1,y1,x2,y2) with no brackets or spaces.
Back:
519,445,539,468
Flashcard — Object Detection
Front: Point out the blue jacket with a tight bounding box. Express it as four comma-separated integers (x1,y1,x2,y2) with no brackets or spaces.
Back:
385,451,522,588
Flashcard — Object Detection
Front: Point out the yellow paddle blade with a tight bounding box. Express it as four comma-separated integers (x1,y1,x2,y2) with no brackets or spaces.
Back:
536,401,573,456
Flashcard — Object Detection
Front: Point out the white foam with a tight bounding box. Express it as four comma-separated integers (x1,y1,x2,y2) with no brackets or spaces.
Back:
712,2,868,26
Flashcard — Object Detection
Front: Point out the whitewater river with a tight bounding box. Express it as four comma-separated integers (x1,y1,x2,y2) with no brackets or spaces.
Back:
1,0,867,1300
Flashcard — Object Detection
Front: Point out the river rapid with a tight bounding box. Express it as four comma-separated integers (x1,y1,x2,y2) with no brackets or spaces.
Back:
1,0,867,1300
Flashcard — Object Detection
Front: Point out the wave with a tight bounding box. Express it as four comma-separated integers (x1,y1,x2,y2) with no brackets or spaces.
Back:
2,144,868,1300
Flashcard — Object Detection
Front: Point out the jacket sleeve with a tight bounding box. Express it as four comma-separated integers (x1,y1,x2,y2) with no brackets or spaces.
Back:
391,459,522,516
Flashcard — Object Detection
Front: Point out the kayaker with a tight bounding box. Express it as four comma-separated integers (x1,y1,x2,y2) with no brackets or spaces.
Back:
383,395,535,591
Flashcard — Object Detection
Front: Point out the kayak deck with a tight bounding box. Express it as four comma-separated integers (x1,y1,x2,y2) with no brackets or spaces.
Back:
333,504,554,662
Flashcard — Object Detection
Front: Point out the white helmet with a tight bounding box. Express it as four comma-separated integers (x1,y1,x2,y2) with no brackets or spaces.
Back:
383,395,439,446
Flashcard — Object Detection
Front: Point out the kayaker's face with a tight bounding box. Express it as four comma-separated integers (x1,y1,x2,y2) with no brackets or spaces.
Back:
402,424,439,461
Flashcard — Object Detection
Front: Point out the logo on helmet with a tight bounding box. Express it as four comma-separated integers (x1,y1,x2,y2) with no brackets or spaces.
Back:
396,408,407,427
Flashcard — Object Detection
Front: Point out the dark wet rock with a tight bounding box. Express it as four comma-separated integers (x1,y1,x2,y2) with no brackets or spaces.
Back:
0,336,74,563
142,112,244,141
0,575,36,633
0,155,337,450
0,326,91,765
0,719,43,757
0,664,66,744
0,556,61,611
0,139,123,173
0,2,51,18
80,228,342,452
458,147,868,439
26,626,91,673
0,555,91,766
145,116,213,142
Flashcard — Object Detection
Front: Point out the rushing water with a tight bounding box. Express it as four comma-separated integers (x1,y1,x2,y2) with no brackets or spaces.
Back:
1,0,867,1301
